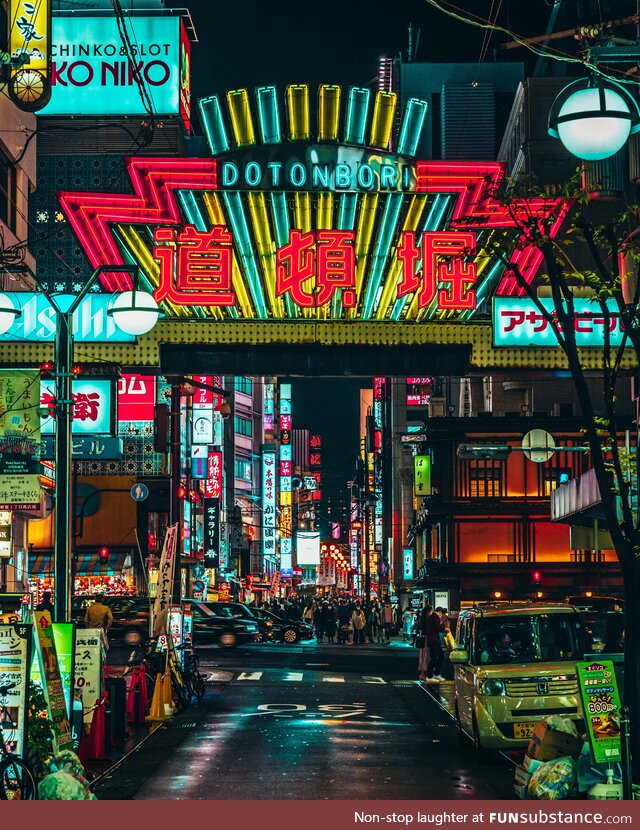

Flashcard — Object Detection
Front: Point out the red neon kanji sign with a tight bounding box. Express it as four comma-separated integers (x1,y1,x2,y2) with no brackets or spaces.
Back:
276,229,356,308
153,225,236,306
397,231,477,310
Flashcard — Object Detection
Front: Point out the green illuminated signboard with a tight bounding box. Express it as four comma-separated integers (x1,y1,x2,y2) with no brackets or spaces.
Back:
414,455,431,496
577,660,622,765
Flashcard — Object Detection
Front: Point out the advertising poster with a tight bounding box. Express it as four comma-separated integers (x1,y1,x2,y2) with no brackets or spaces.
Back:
577,660,622,764
203,498,220,568
152,523,179,619
33,611,74,752
74,629,104,725
31,622,75,718
0,622,32,759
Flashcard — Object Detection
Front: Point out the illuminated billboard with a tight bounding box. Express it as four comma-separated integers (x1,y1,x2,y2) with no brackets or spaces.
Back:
39,15,187,118
296,532,320,566
59,84,570,324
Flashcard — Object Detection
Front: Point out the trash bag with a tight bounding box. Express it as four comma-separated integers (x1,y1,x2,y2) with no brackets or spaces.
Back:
529,756,577,800
38,771,91,800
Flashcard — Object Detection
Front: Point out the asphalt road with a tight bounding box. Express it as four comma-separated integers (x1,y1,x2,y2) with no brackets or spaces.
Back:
95,642,514,800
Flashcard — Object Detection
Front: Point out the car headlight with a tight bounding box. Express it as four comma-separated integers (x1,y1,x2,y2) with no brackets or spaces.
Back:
478,678,506,696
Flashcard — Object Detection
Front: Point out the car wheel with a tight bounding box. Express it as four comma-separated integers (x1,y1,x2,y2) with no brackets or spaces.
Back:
218,631,238,649
123,628,143,646
282,628,299,644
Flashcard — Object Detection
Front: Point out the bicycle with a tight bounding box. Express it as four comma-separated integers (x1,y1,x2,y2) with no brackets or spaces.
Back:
0,683,37,800
175,642,206,703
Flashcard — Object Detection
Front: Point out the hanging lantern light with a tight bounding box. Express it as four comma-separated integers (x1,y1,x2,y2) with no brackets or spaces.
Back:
548,76,640,161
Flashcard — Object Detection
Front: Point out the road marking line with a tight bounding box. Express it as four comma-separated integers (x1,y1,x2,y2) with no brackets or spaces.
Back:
322,676,345,683
362,676,386,684
237,671,263,681
283,672,304,682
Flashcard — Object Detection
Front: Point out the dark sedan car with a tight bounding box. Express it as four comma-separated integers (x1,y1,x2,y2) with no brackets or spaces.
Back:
251,608,314,644
190,601,259,648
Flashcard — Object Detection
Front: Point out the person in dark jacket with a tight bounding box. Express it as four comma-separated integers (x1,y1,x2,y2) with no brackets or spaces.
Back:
425,605,444,682
323,602,338,644
314,602,325,643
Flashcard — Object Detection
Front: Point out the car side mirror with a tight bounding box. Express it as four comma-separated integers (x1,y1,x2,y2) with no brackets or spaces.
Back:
449,648,469,664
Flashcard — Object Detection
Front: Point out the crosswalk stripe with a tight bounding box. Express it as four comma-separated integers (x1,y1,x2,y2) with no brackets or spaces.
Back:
237,671,263,681
283,672,304,682
362,676,386,684
322,676,345,683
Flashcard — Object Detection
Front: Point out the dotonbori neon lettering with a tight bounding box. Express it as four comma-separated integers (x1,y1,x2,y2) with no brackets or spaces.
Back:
220,160,412,191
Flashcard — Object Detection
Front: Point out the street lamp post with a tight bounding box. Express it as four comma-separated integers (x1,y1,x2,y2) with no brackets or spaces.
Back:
0,266,161,622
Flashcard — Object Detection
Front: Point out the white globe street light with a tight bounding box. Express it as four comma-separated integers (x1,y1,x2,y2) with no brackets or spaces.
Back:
107,289,161,336
0,293,21,334
548,78,640,161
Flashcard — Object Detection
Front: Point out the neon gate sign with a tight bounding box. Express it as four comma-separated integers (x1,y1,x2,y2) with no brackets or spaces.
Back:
59,85,571,322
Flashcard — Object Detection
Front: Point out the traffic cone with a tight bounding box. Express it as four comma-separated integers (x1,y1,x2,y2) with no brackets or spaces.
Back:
86,695,109,761
161,671,174,718
137,665,149,722
145,673,170,723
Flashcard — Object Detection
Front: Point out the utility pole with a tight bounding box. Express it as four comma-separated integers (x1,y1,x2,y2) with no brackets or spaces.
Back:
170,379,182,603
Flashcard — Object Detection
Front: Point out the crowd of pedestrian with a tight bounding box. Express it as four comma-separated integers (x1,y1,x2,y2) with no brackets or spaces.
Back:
250,595,418,645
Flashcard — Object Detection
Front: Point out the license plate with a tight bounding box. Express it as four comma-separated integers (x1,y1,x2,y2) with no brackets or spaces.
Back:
513,722,536,739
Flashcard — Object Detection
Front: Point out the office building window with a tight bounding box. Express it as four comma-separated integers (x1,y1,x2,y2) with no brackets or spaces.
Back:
235,459,252,482
235,376,252,395
235,416,252,437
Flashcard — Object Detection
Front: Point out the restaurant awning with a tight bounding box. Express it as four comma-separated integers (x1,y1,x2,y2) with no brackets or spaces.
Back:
28,551,130,576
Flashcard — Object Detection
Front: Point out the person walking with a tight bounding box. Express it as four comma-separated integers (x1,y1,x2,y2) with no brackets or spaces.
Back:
416,604,430,681
338,599,351,644
84,593,113,633
381,599,394,644
425,605,445,681
351,604,366,645
366,602,379,644
402,606,414,641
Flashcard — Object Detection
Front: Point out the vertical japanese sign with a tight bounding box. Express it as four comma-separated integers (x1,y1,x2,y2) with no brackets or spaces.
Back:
74,629,104,724
33,611,73,752
0,622,32,759
349,495,360,570
403,548,414,581
309,433,322,502
203,498,220,568
577,660,623,765
31,622,75,718
153,523,179,617
373,378,384,545
279,384,293,570
263,382,275,434
179,17,192,133
0,371,41,509
262,447,277,562
414,455,431,496
316,557,336,587
8,0,52,112
205,450,223,498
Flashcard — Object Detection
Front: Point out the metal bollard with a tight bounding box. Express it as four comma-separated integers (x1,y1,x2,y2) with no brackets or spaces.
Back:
620,706,633,800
